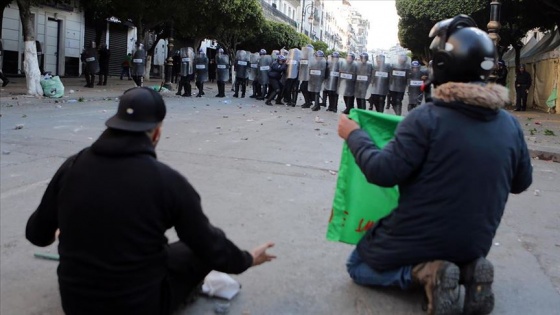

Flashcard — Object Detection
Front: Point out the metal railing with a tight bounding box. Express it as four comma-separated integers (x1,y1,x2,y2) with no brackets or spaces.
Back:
260,0,298,28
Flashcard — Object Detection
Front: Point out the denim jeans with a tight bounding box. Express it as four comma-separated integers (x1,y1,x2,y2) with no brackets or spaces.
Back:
346,248,412,289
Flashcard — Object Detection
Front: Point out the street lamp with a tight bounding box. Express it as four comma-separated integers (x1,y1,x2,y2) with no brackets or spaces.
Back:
163,22,174,90
487,0,501,82
487,0,502,46
301,0,314,36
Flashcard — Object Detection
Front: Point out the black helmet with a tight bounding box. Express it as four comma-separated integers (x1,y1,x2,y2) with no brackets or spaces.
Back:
429,14,496,85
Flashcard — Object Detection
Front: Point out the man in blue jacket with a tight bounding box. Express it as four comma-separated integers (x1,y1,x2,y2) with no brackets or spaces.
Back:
337,15,532,315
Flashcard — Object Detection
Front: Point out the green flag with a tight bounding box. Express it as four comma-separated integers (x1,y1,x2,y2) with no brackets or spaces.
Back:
546,86,557,109
327,109,403,245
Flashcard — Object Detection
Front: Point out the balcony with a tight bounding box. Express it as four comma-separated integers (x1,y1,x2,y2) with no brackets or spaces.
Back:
260,0,298,28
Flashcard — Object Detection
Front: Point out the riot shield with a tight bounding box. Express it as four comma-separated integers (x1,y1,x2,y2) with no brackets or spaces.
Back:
248,52,259,81
194,54,209,82
370,55,391,96
235,50,249,79
337,59,357,97
408,64,425,104
216,54,230,82
257,55,272,85
286,48,301,80
389,53,411,93
308,56,327,93
355,61,373,99
179,47,194,77
131,48,146,76
298,46,314,82
84,47,99,74
325,55,340,92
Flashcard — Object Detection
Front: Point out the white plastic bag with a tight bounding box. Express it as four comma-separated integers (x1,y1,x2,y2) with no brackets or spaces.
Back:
201,271,241,300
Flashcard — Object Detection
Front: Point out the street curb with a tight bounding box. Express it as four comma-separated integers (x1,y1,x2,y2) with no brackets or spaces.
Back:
528,149,560,163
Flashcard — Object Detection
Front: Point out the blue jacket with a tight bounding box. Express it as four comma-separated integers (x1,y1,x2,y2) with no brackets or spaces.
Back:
347,82,532,270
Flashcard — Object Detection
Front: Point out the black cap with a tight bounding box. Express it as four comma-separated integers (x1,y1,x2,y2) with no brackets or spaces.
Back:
105,87,166,132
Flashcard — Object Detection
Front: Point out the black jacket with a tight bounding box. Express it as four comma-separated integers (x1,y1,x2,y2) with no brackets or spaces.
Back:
515,71,531,89
268,61,286,80
347,82,532,271
26,129,253,314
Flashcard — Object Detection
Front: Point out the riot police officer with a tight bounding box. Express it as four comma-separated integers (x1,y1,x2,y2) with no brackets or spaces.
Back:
175,47,194,97
215,48,230,98
308,50,327,111
265,55,287,106
355,52,373,110
324,51,341,113
369,54,391,112
338,52,358,114
233,50,249,98
131,42,146,87
194,49,209,97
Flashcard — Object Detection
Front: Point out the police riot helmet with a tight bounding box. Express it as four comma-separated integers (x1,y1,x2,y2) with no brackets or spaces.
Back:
348,52,356,60
316,50,325,57
360,52,369,62
332,51,340,58
218,48,224,53
412,60,420,67
278,55,286,62
429,14,495,85
307,44,314,49
259,49,267,55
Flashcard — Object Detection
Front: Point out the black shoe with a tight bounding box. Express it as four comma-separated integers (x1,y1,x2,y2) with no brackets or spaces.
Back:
201,91,205,96
215,94,220,97
301,103,311,108
233,94,239,98
276,101,284,105
2,80,9,87
514,108,521,111
311,104,320,111
97,82,102,86
256,97,264,100
176,92,182,96
241,94,245,98
182,93,190,97
265,100,273,106
326,108,337,113
196,94,202,98
319,102,326,107
249,95,256,98
342,109,351,114
461,258,494,315
84,84,89,87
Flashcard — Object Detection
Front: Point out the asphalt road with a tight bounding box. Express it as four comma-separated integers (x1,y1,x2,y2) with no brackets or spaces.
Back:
1,90,559,315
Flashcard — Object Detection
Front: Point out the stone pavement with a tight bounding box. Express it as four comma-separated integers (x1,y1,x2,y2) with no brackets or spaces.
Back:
1,76,560,163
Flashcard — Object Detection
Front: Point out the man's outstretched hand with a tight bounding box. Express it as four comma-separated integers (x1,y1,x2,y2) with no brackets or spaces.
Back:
251,242,276,267
338,114,360,140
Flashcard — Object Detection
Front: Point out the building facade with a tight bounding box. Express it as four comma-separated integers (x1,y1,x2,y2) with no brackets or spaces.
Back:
2,0,85,76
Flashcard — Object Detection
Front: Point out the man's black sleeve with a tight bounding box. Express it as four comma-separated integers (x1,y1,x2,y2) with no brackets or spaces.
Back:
170,173,253,274
26,156,76,247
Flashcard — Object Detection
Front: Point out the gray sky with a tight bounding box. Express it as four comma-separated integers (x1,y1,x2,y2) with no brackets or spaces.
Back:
346,0,400,50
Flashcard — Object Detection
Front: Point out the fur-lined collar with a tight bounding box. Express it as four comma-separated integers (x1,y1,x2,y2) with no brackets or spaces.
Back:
433,82,510,110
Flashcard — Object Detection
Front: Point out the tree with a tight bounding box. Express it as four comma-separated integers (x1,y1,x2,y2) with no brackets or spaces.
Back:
16,0,43,96
396,0,559,66
212,0,265,65
395,0,487,62
239,21,310,53
311,40,328,52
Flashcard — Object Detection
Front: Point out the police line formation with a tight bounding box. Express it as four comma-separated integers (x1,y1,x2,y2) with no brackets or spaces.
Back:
91,43,431,116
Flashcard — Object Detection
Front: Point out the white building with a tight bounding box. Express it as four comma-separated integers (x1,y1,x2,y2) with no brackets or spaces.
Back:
2,1,85,76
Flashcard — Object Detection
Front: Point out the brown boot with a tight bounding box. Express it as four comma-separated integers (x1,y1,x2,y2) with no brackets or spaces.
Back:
412,260,461,315
461,257,494,315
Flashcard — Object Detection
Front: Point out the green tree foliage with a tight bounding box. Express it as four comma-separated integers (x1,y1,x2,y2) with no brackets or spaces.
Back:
396,0,560,64
311,40,328,52
239,21,310,53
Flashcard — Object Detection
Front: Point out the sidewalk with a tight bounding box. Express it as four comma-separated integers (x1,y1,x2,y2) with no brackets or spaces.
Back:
2,76,560,162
